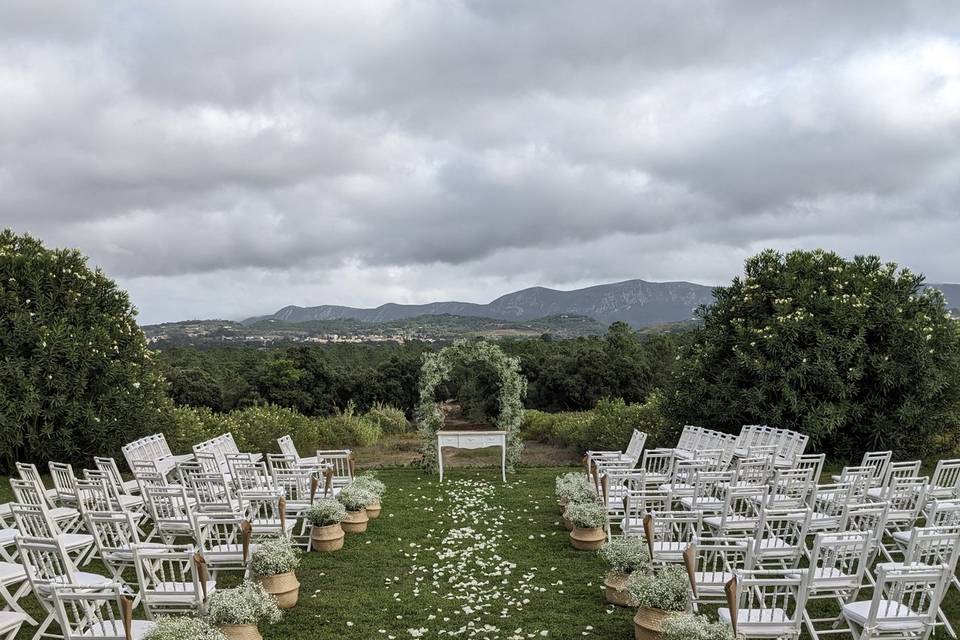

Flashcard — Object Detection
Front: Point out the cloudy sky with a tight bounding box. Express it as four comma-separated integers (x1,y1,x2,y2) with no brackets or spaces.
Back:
2,1,959,323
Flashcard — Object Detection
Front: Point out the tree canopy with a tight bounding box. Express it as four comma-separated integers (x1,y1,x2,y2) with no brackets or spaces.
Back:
0,230,171,470
669,249,960,458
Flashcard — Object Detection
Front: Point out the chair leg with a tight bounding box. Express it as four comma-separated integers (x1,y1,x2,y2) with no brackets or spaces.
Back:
0,580,37,626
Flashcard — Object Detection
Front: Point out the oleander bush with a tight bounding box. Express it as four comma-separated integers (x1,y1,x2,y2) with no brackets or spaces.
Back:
563,501,607,528
143,616,226,640
599,536,651,574
627,566,689,612
206,581,282,627
251,537,301,577
304,498,346,526
661,614,733,640
0,230,173,471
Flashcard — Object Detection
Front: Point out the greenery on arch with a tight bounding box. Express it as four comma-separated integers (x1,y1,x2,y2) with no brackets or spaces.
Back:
416,340,528,473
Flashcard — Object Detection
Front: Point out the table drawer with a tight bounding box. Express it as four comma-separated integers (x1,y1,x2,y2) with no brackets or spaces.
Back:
458,434,502,449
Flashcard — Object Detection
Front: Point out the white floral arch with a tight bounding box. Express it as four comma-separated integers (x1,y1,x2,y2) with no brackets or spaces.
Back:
416,340,527,474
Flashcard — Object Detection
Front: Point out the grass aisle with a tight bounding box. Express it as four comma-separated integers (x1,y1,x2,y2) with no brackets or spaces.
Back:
277,467,633,639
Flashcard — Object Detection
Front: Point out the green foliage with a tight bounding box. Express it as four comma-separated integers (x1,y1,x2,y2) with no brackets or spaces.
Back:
167,367,223,411
364,402,411,434
164,405,232,454
143,616,226,640
669,249,960,459
227,404,318,455
416,340,528,473
522,393,671,453
0,230,172,471
317,404,381,448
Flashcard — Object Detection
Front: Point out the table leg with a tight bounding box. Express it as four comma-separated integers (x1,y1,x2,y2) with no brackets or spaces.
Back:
438,441,444,483
501,442,506,482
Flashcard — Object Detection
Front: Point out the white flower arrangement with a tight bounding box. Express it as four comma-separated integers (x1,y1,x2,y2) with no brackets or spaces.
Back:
599,536,650,574
338,482,376,512
143,616,226,640
206,581,282,626
304,498,346,527
352,472,386,499
662,613,733,640
555,473,597,504
251,536,301,577
627,566,689,612
563,501,606,529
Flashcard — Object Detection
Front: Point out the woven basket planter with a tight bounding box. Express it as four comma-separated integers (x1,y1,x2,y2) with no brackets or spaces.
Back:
366,500,382,520
569,526,605,550
341,507,369,533
633,607,673,640
217,624,262,640
256,571,300,609
310,523,345,552
604,571,634,607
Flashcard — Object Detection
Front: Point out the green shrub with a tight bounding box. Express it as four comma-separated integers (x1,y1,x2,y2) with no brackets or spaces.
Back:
227,404,317,455
317,405,382,447
0,231,173,471
164,405,232,455
364,402,410,434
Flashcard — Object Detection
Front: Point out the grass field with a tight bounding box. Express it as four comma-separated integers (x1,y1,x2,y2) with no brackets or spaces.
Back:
2,462,958,639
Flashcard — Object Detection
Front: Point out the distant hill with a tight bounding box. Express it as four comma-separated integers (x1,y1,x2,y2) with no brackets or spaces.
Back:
245,279,716,328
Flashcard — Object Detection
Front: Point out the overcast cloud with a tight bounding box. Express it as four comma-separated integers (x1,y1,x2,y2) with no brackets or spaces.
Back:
1,1,959,323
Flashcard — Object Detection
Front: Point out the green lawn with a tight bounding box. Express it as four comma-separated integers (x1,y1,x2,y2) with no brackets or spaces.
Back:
2,466,959,639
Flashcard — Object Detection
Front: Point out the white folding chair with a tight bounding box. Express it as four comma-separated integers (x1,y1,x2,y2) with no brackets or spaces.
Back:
0,557,34,626
927,459,960,500
142,486,195,544
11,471,80,533
51,583,154,640
621,486,669,536
683,536,750,610
800,531,872,640
704,484,766,537
317,450,353,495
10,502,95,566
639,449,674,488
678,470,734,513
643,511,702,566
48,463,80,508
750,507,811,569
867,460,922,501
842,564,950,640
832,451,891,488
885,525,960,638
241,489,293,539
131,544,215,619
86,510,165,583
720,569,808,640
192,512,253,578
588,429,647,474
600,469,644,538
877,476,929,562
188,474,239,515
93,457,141,496
0,612,27,640
277,435,319,466
16,535,112,640
273,468,319,549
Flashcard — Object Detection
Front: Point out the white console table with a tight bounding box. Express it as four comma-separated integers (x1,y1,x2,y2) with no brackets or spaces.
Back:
437,430,508,482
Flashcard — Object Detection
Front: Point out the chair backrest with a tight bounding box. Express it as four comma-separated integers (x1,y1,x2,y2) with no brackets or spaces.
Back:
641,449,674,480
194,452,223,475
273,468,318,504
86,510,142,562
810,481,857,521
192,512,252,571
752,508,811,569
683,536,751,598
863,565,950,631
11,502,58,538
132,544,208,618
277,435,299,458
15,463,55,508
623,430,647,461
879,461,922,492
644,510,702,561
48,462,79,504
840,501,889,555
74,477,116,515
143,485,194,542
887,476,929,520
734,456,772,486
188,474,236,514
807,531,871,592
769,468,815,509
175,461,206,487
241,489,287,538
794,454,825,483
687,470,735,510
858,450,892,484
51,584,135,640
930,459,960,497
317,450,353,483
232,462,273,492
724,569,807,638
16,535,78,598
901,525,960,574
93,457,129,496
925,499,960,527
715,484,766,533
676,425,699,451
624,486,670,536
10,478,52,512
225,453,258,480
266,454,299,477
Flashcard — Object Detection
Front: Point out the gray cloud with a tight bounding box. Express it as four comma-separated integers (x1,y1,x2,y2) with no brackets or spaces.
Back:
1,1,959,323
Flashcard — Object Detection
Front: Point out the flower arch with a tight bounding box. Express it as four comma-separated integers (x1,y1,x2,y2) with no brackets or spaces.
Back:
416,340,527,474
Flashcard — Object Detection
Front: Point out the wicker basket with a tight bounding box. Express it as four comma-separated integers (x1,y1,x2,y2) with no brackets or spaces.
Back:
366,500,382,519
341,507,369,533
256,571,300,609
310,523,345,551
569,526,605,550
633,607,672,640
218,624,262,640
604,571,634,607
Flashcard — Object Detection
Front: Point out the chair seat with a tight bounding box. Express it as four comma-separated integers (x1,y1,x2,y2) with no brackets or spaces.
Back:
117,495,143,509
0,611,27,634
105,543,169,563
61,533,95,551
704,515,755,530
83,618,155,639
718,607,793,635
693,570,734,589
121,479,141,494
50,506,80,521
0,562,26,584
892,530,913,545
842,601,925,631
38,571,112,594
790,567,856,589
757,537,799,558
0,529,18,546
679,496,723,511
652,541,686,561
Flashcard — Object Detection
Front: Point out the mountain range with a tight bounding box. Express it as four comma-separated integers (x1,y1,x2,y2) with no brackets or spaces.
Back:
245,279,960,329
